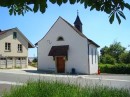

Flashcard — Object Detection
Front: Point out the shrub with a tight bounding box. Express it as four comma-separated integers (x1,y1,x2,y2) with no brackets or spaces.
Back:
99,64,130,74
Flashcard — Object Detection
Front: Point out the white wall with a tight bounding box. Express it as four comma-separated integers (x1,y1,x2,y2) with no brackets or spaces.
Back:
38,17,89,74
89,44,98,74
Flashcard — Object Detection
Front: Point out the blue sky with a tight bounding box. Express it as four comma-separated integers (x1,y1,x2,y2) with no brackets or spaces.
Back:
0,1,130,57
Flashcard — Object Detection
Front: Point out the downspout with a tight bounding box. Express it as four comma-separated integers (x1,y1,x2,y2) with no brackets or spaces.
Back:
35,43,38,70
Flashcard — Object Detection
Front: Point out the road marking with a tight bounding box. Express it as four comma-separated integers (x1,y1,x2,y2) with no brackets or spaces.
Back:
0,81,23,85
79,76,130,82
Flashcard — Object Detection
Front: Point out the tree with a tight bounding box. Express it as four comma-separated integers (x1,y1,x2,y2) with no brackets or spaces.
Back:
33,58,37,63
100,54,116,64
100,46,109,56
0,0,130,24
109,41,125,62
119,51,130,64
100,41,126,64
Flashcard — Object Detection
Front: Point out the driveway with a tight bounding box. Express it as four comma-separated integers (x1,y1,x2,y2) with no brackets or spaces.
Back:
0,67,130,96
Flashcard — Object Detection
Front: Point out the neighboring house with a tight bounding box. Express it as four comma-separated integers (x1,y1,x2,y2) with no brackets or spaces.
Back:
0,28,34,68
36,15,100,74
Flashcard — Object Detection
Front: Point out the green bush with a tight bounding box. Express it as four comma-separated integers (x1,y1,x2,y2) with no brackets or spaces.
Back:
99,64,130,74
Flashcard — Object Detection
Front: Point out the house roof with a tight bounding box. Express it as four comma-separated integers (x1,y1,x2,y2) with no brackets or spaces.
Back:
36,16,100,47
48,45,69,56
0,28,34,48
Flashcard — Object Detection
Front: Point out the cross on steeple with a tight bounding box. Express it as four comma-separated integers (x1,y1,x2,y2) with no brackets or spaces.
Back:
77,10,79,16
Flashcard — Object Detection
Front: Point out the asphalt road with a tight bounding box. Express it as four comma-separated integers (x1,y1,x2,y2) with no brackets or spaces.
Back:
0,69,130,96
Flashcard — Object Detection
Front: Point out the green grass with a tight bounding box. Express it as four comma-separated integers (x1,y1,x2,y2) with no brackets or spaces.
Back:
2,80,130,97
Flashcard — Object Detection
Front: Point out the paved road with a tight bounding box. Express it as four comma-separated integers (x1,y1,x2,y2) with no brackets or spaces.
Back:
0,69,130,96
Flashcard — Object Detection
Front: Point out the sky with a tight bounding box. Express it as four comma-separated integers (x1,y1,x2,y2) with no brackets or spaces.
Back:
0,1,130,57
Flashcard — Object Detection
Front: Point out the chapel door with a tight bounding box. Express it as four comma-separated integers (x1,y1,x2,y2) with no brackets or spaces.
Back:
56,57,65,73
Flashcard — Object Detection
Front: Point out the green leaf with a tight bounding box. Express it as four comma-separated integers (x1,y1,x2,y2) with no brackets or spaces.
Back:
109,13,114,24
57,0,62,6
40,4,45,13
33,3,39,13
26,6,32,12
120,2,124,10
90,5,95,11
69,0,76,4
49,0,57,4
80,0,85,4
9,8,13,15
116,13,121,24
39,0,47,13
95,3,101,11
77,0,80,3
14,11,16,15
87,0,93,6
84,1,87,9
101,5,105,11
124,3,130,10
118,11,126,20
63,0,68,3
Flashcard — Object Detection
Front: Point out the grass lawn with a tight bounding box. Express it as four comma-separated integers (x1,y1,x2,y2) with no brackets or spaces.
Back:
2,80,130,97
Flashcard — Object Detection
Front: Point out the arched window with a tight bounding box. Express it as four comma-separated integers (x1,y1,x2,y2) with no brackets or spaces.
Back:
57,36,64,41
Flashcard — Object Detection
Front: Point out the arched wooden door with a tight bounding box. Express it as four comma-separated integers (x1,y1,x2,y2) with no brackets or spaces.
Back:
56,57,65,73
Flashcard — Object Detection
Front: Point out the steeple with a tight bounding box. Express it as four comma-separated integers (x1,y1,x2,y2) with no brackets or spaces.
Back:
74,10,82,33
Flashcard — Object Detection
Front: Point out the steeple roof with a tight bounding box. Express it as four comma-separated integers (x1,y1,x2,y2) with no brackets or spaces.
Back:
74,15,82,25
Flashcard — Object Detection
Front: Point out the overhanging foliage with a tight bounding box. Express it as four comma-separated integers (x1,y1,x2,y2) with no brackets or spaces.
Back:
0,0,130,24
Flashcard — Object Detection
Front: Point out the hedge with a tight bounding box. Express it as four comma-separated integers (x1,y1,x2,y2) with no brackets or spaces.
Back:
99,64,130,74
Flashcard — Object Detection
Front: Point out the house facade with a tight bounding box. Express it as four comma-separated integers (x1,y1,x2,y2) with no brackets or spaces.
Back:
36,15,100,74
0,28,34,68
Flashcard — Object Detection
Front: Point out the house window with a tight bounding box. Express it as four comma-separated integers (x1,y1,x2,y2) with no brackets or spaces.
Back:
57,36,64,41
18,44,22,52
5,43,11,51
92,48,93,64
13,32,17,39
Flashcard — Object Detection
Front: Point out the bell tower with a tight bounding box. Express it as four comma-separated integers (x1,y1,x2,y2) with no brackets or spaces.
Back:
74,10,82,33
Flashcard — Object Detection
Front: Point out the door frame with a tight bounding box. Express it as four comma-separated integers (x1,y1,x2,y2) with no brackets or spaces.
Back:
55,56,66,73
